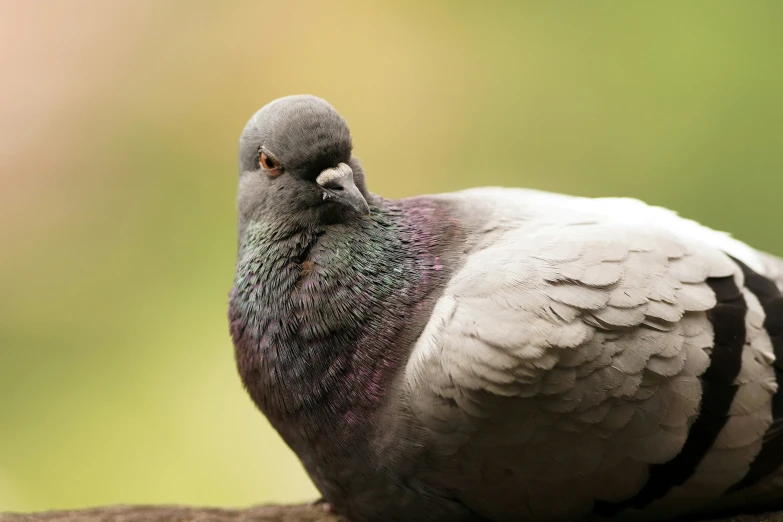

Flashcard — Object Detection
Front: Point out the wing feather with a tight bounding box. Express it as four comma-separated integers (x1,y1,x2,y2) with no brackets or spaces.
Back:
404,218,763,520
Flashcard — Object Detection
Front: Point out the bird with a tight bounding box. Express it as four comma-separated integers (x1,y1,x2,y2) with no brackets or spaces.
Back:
228,95,783,522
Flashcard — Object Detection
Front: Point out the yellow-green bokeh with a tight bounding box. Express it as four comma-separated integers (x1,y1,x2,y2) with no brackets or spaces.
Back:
1,0,782,512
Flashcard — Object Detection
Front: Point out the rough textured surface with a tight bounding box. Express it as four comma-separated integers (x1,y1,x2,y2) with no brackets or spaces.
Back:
713,512,783,522
0,504,344,522
4,505,783,522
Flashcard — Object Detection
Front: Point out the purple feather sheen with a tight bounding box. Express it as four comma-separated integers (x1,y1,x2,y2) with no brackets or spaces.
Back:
229,196,462,456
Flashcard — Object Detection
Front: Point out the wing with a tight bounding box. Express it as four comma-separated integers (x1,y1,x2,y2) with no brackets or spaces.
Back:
759,251,783,291
404,219,779,521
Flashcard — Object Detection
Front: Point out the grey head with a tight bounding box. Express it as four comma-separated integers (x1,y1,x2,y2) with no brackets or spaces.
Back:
237,95,371,235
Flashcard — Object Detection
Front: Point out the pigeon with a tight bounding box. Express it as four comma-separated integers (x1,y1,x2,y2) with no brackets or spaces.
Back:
228,95,783,522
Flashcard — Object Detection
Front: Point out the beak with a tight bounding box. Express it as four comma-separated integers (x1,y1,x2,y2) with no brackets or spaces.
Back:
316,163,370,216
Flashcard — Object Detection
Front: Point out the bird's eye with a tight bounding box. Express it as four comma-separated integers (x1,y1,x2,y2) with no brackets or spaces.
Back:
259,151,282,176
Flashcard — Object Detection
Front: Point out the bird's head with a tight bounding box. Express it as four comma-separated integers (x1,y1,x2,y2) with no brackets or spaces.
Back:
237,95,370,236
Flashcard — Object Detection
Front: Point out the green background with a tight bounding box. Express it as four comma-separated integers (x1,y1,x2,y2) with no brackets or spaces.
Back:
1,0,782,512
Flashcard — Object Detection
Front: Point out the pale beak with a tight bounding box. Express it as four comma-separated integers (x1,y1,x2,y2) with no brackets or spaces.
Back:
316,163,370,216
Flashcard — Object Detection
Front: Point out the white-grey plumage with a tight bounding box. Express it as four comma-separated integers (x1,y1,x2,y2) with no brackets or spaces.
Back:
230,96,783,522
405,188,783,521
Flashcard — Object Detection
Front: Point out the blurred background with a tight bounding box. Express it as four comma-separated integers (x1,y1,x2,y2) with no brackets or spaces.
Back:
1,0,782,513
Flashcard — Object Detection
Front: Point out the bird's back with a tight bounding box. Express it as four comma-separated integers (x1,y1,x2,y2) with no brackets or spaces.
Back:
435,187,771,276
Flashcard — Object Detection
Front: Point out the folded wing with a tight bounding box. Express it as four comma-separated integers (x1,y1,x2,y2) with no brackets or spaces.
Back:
405,219,777,521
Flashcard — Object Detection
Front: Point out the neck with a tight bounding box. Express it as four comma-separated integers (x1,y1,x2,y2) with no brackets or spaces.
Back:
229,196,460,447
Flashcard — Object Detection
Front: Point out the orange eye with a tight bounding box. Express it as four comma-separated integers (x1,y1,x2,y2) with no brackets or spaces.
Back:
259,151,281,176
